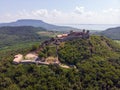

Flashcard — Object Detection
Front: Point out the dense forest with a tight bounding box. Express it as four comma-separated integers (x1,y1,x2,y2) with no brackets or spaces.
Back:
0,35,120,90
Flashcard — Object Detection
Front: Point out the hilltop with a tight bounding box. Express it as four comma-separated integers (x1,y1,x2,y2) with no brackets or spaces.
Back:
1,34,120,90
97,27,120,40
37,35,120,65
0,19,77,31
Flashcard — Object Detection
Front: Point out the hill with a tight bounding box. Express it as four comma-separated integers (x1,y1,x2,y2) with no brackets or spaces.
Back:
38,35,120,65
0,19,77,31
98,27,120,40
0,26,62,49
1,35,120,90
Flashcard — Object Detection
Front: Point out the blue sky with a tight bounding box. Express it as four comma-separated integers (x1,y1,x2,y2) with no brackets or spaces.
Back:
0,0,120,24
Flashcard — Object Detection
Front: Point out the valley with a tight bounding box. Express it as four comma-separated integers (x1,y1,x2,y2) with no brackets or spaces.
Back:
0,20,120,90
1,0,120,89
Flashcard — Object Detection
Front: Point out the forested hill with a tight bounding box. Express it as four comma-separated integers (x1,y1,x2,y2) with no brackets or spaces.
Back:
38,35,120,65
0,26,47,48
98,27,120,40
1,35,120,90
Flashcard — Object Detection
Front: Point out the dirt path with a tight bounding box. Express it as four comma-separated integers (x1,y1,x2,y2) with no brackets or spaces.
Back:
59,64,70,68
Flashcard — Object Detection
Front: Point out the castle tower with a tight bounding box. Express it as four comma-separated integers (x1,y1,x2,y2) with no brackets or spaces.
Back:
70,30,73,34
82,29,86,39
83,29,85,34
86,30,89,34
86,30,90,38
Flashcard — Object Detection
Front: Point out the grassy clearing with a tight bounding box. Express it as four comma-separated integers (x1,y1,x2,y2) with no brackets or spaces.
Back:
114,40,120,44
37,31,61,37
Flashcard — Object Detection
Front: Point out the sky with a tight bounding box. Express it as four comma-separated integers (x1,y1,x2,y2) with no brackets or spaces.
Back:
0,0,120,24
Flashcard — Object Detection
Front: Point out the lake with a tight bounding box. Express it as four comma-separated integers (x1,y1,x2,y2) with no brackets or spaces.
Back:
60,24,120,31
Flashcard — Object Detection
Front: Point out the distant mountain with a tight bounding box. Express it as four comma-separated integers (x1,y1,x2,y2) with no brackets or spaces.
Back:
0,19,77,31
99,27,120,40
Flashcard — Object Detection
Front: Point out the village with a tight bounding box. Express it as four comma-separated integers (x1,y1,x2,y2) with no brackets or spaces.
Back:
13,29,89,68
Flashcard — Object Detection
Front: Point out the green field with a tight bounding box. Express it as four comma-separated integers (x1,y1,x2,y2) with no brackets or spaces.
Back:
37,31,61,37
114,40,120,45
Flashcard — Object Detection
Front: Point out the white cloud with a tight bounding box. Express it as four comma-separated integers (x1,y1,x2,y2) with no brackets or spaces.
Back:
31,9,48,17
51,9,62,17
103,8,120,13
102,8,120,18
1,7,120,24
74,6,85,14
18,9,31,17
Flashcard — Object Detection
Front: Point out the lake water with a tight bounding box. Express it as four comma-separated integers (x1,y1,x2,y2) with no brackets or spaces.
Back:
60,24,120,31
